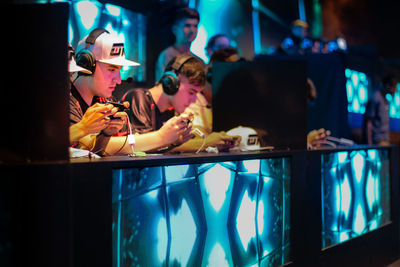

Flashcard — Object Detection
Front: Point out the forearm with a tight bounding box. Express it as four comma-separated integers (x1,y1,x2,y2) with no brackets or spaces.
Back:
104,131,166,154
69,122,88,144
171,137,205,152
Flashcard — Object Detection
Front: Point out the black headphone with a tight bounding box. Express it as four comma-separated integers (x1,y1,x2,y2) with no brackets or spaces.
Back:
160,54,195,95
75,28,110,75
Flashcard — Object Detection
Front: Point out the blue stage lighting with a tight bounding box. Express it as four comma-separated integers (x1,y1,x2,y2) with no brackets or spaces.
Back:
321,149,390,248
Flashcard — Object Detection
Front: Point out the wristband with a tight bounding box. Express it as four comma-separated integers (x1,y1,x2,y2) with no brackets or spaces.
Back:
100,130,113,137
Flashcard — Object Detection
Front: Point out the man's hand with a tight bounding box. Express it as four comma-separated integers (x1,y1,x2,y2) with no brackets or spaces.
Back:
307,128,331,149
158,115,193,145
205,131,242,151
75,103,114,136
101,104,127,136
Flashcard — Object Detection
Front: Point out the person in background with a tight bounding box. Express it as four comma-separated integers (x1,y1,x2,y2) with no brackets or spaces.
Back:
280,19,313,55
155,7,202,81
205,33,230,61
72,28,192,155
125,53,240,153
363,75,398,145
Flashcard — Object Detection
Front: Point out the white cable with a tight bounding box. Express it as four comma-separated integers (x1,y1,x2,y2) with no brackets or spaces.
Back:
193,128,206,154
125,114,135,154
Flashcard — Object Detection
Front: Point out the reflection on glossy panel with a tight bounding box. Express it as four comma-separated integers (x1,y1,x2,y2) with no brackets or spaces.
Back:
321,149,390,248
113,157,291,266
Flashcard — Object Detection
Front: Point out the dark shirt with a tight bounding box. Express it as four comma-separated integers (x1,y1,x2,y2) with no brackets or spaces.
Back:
363,90,390,143
123,88,175,133
69,83,89,125
69,83,110,152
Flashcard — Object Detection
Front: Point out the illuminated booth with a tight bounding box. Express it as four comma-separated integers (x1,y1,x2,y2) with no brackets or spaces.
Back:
1,3,399,267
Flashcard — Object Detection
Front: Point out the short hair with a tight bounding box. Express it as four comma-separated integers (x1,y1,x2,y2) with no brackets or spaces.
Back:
165,54,206,87
205,34,228,50
209,47,243,63
173,7,200,25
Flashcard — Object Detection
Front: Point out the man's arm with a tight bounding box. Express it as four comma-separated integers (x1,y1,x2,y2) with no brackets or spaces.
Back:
171,132,241,152
103,115,193,155
69,103,112,144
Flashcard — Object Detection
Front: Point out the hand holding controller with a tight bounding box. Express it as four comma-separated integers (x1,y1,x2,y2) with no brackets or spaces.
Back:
105,101,129,120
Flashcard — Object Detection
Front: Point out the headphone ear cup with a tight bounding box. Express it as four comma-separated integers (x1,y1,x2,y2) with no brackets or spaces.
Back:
161,71,179,95
75,49,96,75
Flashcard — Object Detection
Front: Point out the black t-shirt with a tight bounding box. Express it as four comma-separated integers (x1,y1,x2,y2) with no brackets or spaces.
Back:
69,83,88,125
69,84,110,152
124,88,175,134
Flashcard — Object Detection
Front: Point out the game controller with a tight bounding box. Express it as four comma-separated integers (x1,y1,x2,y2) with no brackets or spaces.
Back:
105,101,126,112
105,101,127,120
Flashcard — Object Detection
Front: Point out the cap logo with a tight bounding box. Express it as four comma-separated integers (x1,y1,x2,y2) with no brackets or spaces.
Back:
110,43,125,56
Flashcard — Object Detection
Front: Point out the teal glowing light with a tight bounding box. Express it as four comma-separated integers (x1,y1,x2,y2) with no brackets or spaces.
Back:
156,217,168,263
165,164,190,183
68,24,74,44
353,205,366,234
352,152,365,184
207,243,230,267
105,4,121,16
114,157,291,266
257,200,265,235
339,232,349,242
322,149,390,248
345,68,369,114
203,164,231,212
338,152,347,164
340,175,352,219
169,199,197,266
76,1,99,30
190,25,208,63
243,159,260,174
388,83,400,118
366,171,375,212
236,190,256,252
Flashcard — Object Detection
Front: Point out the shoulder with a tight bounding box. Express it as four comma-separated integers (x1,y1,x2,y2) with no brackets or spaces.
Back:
69,93,83,124
125,88,153,111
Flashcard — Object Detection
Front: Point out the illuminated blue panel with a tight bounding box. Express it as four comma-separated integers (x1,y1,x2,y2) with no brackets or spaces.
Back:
228,162,259,267
164,164,196,183
345,69,370,114
166,178,206,266
198,162,236,266
121,188,168,266
386,83,400,119
69,0,146,81
321,149,390,248
113,157,291,267
119,167,163,200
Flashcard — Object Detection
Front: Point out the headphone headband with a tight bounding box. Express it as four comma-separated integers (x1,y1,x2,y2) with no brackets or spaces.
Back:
85,28,110,47
170,53,195,74
76,28,110,76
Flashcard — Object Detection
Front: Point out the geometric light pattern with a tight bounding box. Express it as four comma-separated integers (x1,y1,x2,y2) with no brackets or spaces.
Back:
345,68,370,114
112,157,291,267
346,68,400,119
321,148,390,248
68,0,146,81
386,83,400,119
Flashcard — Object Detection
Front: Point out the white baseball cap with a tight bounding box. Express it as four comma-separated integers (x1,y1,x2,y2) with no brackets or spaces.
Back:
68,43,92,74
77,31,140,67
227,126,260,151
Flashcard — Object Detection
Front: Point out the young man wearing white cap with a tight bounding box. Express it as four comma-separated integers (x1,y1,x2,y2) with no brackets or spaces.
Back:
68,43,119,146
71,28,192,155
